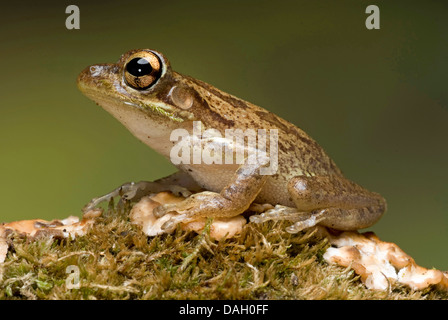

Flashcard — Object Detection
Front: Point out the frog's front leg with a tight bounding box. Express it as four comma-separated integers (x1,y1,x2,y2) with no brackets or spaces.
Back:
251,175,386,233
153,162,268,231
82,171,199,213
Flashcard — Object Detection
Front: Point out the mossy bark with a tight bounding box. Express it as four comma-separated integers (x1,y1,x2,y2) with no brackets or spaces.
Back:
0,205,446,300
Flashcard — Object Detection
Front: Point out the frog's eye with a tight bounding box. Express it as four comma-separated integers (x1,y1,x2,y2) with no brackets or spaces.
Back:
124,52,162,90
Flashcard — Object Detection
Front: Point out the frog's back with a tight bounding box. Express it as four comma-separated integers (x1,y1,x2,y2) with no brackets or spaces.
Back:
175,74,344,206
182,74,343,179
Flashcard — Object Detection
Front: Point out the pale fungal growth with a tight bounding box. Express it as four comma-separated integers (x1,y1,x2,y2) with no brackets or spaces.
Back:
0,228,7,263
129,192,183,237
131,193,447,292
0,210,100,263
0,189,446,294
130,192,246,240
322,229,448,291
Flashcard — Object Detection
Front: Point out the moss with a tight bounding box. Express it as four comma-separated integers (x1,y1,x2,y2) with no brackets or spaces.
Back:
0,203,447,300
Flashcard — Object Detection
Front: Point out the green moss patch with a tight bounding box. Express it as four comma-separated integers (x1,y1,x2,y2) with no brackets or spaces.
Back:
0,204,446,300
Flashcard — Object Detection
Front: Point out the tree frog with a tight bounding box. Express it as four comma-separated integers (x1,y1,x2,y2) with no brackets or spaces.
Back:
77,49,386,233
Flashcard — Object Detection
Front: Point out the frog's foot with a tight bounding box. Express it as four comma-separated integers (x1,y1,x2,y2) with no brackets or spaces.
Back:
153,191,243,232
249,205,326,233
249,205,300,223
287,175,386,230
284,210,326,233
82,180,192,213
82,181,134,213
154,157,269,231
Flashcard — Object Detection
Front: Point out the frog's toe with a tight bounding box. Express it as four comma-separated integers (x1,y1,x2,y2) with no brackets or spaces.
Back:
169,185,193,198
161,218,176,232
153,199,193,218
82,192,118,213
82,182,137,213
160,214,188,232
249,205,327,233
121,182,143,200
153,204,171,218
249,205,300,224
285,210,326,234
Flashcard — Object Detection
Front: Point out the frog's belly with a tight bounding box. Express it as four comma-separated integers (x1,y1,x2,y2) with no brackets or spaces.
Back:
183,163,295,207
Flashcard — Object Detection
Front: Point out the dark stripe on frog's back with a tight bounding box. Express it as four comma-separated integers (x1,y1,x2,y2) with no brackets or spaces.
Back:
185,75,292,132
185,76,251,110
186,75,323,145
183,74,342,175
185,74,298,132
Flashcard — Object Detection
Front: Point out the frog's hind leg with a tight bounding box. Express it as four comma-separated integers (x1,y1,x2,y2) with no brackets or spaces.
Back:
286,175,386,232
82,171,202,213
153,160,269,231
250,175,386,233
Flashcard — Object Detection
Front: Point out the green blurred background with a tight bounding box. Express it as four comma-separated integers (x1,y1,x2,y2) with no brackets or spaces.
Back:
1,0,447,269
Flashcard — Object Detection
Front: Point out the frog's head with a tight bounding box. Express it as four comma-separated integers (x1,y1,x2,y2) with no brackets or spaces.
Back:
77,49,199,145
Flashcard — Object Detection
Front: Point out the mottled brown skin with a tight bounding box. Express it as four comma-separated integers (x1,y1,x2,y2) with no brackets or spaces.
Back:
78,49,386,233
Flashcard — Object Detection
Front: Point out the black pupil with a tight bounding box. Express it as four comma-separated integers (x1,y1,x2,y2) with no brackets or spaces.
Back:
126,58,152,77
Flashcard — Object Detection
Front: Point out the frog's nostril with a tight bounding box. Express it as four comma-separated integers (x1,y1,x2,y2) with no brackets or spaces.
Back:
89,66,98,74
89,65,107,77
77,64,112,93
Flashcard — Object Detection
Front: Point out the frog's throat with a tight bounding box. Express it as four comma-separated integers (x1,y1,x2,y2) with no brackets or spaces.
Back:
125,99,185,122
